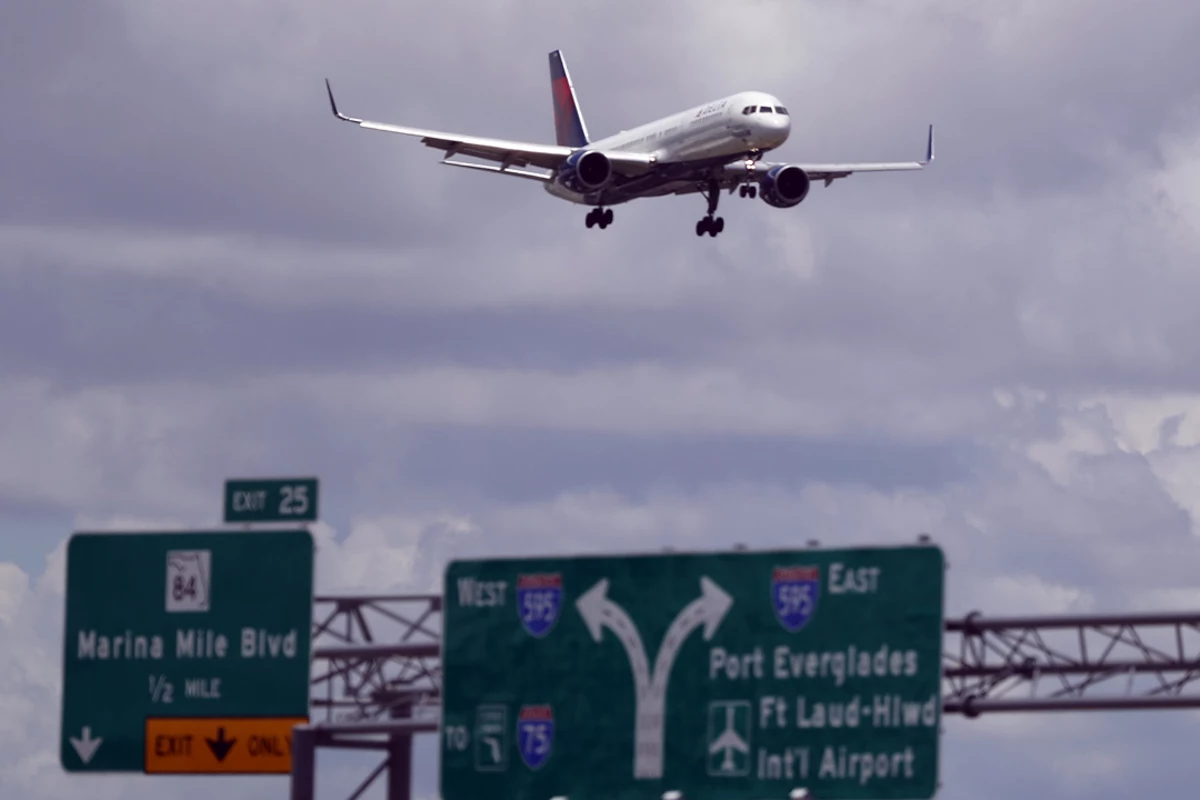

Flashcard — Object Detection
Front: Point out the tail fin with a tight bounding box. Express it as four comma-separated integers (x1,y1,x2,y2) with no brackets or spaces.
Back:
548,50,590,148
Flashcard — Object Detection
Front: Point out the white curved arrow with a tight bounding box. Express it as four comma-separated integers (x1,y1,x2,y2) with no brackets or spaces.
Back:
651,576,733,697
575,578,652,695
576,575,734,780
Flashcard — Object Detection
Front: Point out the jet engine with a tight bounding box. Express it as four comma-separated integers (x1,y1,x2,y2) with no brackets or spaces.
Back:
556,150,613,194
759,164,811,208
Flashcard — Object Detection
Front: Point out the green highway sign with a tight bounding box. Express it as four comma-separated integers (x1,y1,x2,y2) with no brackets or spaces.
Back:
60,529,315,773
440,544,945,800
223,477,318,524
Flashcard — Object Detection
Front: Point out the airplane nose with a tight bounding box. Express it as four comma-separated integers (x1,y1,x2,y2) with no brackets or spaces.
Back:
768,114,789,143
753,112,789,148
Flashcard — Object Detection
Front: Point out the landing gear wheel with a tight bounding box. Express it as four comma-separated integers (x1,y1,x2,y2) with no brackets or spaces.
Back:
586,207,613,230
696,215,724,237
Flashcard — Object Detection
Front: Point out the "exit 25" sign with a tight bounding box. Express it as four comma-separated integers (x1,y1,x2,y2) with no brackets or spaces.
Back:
223,478,319,524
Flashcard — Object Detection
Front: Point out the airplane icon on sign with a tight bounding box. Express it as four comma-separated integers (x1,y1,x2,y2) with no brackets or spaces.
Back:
707,701,750,776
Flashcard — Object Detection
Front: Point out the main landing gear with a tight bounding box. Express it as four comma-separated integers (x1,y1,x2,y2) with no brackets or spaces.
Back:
585,207,613,229
696,178,724,237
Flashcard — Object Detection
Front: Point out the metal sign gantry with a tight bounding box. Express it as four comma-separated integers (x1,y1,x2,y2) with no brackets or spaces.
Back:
943,610,1200,714
299,594,442,800
300,597,1200,800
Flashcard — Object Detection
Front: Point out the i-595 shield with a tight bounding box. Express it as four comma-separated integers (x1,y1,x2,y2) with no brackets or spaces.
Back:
517,705,554,770
517,573,562,638
771,565,820,632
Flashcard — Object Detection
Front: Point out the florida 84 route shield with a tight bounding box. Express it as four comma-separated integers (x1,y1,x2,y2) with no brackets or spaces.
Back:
440,544,945,800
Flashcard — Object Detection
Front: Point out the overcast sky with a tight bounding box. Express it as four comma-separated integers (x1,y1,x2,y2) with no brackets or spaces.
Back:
5,0,1200,797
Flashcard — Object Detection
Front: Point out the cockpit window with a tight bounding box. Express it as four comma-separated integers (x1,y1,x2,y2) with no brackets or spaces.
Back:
742,106,755,115
759,106,773,113
774,106,788,115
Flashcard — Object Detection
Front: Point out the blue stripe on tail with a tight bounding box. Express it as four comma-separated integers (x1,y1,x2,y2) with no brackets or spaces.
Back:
548,50,590,148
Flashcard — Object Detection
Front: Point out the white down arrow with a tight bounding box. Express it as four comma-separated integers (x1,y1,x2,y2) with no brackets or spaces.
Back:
70,726,103,764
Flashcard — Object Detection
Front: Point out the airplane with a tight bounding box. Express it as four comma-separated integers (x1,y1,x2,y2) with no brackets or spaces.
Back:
324,50,934,238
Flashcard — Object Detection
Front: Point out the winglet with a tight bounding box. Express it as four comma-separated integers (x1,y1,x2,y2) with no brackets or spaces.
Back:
325,79,362,124
923,123,935,164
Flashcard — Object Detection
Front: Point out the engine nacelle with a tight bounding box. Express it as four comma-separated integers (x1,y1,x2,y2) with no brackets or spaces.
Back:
759,164,811,208
556,150,613,194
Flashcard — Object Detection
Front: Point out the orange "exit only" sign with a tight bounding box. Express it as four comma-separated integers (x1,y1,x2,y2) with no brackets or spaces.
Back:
144,717,307,773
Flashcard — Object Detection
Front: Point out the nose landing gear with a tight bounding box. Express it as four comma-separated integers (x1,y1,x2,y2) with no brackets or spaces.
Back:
739,150,760,199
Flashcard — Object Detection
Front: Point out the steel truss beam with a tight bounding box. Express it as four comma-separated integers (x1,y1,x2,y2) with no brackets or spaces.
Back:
298,594,443,800
942,611,1200,716
300,598,1200,798
310,593,442,725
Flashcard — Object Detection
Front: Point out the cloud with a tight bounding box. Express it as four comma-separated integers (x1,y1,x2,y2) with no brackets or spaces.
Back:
0,564,29,627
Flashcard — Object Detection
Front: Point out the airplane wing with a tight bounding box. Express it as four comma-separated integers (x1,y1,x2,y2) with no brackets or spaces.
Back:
709,730,749,754
324,80,655,179
770,124,935,187
657,124,935,197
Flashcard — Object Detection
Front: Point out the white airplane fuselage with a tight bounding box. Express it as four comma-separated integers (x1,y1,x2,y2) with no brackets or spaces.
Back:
543,91,790,205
